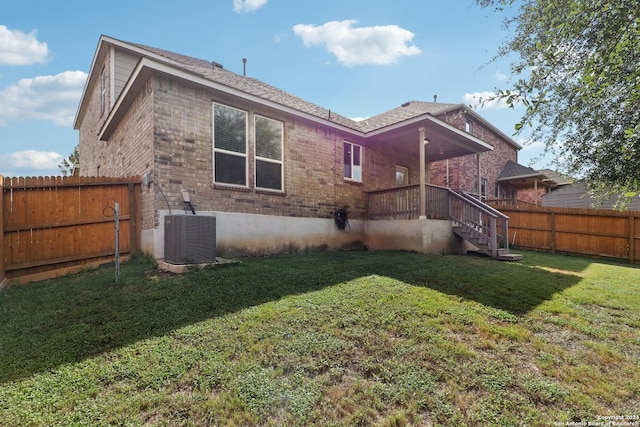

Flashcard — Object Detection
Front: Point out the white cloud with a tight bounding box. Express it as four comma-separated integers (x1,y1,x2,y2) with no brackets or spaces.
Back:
495,70,507,82
0,150,63,176
233,0,267,13
462,91,513,110
293,20,421,66
0,70,87,127
0,25,49,65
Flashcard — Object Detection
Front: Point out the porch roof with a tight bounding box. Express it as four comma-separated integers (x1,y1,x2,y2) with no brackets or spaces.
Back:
498,160,561,188
361,103,494,159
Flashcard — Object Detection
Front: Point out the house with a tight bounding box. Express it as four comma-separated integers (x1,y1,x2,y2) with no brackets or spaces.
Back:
542,181,640,210
74,35,523,260
491,160,572,206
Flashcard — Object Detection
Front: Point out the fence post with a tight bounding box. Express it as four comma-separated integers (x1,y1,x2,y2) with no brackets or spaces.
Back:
490,217,497,258
630,216,635,264
0,176,5,287
504,217,509,251
551,211,556,253
128,183,138,254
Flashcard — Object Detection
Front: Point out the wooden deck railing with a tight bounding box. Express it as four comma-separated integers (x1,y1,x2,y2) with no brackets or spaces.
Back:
366,184,420,220
366,184,451,220
366,185,510,257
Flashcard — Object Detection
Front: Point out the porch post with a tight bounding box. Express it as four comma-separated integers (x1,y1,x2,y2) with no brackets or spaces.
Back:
419,126,427,219
476,153,481,198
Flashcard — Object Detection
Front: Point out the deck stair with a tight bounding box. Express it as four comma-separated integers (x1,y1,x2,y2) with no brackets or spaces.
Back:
450,192,523,261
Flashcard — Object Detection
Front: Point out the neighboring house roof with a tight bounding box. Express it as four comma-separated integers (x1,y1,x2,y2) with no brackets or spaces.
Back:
74,35,503,156
537,168,574,186
498,160,542,181
498,160,574,188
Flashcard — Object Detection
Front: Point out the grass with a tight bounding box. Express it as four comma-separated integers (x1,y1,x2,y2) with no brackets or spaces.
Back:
0,250,638,426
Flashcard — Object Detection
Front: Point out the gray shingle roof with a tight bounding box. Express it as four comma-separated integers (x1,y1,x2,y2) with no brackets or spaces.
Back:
356,101,460,132
112,37,517,151
537,168,574,185
127,40,359,130
498,160,541,179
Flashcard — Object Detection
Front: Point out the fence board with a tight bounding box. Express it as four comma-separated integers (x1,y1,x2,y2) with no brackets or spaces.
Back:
1,176,141,284
490,204,640,263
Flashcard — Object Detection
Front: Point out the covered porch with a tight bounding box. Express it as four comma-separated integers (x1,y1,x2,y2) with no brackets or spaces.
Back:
362,113,518,259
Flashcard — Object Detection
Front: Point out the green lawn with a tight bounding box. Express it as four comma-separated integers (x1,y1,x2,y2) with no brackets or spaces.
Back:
0,250,638,426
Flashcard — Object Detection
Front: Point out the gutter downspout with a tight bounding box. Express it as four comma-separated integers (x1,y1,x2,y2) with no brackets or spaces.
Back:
419,127,427,219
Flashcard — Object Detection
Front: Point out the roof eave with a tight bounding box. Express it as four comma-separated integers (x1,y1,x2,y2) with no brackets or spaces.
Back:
497,172,545,182
364,113,493,153
444,104,523,151
99,57,364,141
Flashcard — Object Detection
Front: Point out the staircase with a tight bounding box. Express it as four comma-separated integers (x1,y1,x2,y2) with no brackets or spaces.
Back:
450,192,523,261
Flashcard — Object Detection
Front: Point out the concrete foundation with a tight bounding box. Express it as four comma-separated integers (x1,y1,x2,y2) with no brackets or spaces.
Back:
141,211,471,259
364,218,468,254
142,211,365,259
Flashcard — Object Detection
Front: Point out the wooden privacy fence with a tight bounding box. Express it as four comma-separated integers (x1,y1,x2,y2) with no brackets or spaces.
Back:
490,204,640,264
1,176,141,285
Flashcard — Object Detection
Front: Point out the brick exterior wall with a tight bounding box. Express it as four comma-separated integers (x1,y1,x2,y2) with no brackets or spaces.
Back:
517,186,548,205
78,46,518,236
428,110,518,199
77,48,155,229
147,75,383,225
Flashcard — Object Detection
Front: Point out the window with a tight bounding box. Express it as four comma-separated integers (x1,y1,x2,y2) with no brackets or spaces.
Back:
254,115,283,191
213,103,247,186
395,165,408,186
465,119,473,134
475,176,488,199
344,142,362,181
100,66,107,114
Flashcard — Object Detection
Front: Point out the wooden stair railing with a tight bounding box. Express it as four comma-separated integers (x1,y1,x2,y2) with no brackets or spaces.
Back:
449,191,522,261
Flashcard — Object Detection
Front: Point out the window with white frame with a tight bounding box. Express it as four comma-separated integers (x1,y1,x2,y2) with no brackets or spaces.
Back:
395,165,409,186
343,141,362,181
465,118,473,134
475,176,488,199
254,114,283,191
213,103,248,186
100,66,107,115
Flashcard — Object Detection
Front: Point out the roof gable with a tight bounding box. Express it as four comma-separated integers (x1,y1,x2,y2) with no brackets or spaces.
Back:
498,160,541,180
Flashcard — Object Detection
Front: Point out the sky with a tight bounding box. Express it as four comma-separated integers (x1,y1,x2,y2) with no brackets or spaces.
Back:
0,0,551,177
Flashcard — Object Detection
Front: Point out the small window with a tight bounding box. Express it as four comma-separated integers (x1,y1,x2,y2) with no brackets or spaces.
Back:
343,141,362,181
465,119,473,134
213,103,247,186
395,165,408,186
100,66,107,115
254,115,283,191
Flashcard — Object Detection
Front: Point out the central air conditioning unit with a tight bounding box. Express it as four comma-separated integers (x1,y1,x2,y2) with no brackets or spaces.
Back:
164,215,216,264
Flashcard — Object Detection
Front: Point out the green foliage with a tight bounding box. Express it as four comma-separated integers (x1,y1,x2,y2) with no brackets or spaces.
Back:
477,0,640,199
58,144,79,176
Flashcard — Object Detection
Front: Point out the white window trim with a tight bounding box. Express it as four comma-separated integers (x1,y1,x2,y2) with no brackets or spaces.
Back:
100,66,107,115
395,165,409,186
344,141,363,182
212,102,248,188
254,114,284,192
465,119,473,134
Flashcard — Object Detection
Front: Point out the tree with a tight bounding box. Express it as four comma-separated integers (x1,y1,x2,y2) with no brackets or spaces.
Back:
59,145,79,176
477,0,640,199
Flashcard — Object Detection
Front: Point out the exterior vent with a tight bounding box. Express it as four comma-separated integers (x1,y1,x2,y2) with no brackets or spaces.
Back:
164,215,216,264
